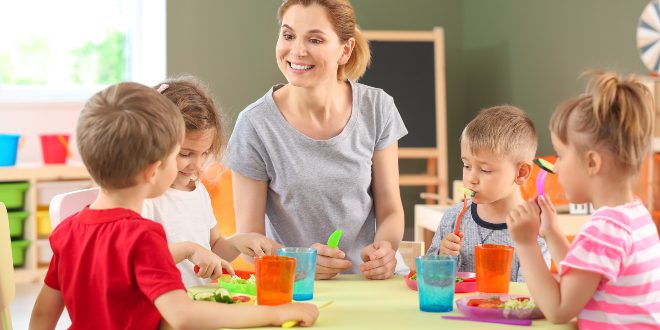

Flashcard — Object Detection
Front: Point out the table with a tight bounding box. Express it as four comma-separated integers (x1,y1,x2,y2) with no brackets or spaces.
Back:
189,275,576,329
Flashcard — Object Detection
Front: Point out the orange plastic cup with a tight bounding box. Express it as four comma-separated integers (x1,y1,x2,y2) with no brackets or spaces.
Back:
255,256,296,305
475,244,514,294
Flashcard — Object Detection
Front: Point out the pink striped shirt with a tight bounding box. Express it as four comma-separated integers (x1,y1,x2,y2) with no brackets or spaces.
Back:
559,201,660,329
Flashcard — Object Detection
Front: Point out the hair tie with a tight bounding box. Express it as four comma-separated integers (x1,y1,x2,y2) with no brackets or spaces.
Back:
157,84,170,94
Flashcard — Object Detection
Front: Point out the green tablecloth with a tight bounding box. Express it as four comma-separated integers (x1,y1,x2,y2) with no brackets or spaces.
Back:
189,274,577,329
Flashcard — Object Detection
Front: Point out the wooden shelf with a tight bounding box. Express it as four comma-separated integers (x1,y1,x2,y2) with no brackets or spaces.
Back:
1,163,91,283
398,147,438,159
400,175,440,186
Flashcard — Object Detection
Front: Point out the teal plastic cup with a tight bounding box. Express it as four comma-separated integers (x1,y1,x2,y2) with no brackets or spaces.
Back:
416,255,457,312
277,247,317,301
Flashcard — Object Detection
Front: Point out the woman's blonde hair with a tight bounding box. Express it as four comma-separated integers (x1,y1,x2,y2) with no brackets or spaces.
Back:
550,71,655,174
278,0,371,81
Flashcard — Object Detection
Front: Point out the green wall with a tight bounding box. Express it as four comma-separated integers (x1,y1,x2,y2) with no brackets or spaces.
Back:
167,0,650,239
462,0,649,156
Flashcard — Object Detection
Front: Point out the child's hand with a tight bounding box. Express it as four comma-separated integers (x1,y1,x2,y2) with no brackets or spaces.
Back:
359,241,397,280
506,200,541,245
229,233,283,257
537,195,560,238
439,232,464,256
189,246,234,279
311,243,353,280
270,303,319,327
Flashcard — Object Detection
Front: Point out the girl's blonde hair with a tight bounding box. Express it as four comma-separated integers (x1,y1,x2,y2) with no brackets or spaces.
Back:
154,76,226,161
278,0,371,81
550,71,655,175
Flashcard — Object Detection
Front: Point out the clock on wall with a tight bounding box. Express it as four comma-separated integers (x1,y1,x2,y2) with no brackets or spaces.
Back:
638,0,660,73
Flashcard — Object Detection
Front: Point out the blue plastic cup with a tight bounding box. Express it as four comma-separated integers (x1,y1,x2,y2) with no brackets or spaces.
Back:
416,255,457,312
277,247,317,301
0,134,20,166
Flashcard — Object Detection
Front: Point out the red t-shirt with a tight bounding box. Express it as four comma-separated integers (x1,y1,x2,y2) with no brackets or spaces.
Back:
45,206,186,329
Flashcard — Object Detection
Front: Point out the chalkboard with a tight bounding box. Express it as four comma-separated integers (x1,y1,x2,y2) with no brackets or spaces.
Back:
359,29,449,203
360,41,436,147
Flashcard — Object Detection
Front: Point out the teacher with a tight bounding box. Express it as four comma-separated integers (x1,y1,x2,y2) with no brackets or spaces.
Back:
224,0,408,280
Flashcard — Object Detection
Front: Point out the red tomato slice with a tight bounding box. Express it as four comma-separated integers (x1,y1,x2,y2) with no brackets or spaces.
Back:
232,295,251,303
467,299,491,307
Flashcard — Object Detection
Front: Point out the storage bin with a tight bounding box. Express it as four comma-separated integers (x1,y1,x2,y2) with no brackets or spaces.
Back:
36,210,52,237
0,182,30,210
7,210,29,239
36,239,52,266
0,134,20,166
11,240,30,267
36,180,93,207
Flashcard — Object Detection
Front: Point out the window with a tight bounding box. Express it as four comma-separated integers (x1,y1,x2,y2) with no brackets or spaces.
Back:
0,0,165,102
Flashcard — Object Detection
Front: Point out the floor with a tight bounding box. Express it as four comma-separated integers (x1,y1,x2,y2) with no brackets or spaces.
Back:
10,282,71,329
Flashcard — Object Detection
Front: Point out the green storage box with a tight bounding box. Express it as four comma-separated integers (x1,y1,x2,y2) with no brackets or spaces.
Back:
8,210,28,239
11,240,30,267
0,182,30,210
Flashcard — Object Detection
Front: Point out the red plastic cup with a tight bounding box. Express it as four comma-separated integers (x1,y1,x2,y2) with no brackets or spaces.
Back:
40,134,70,164
255,256,296,305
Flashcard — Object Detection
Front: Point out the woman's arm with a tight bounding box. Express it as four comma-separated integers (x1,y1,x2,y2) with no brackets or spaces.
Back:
232,172,268,234
371,142,405,250
359,142,404,279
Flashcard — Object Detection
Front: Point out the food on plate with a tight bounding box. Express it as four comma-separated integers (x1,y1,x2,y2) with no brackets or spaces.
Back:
467,296,537,310
218,274,257,295
191,288,254,304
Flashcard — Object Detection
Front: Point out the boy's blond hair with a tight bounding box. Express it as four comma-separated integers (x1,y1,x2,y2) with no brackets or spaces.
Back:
461,105,537,163
76,82,185,189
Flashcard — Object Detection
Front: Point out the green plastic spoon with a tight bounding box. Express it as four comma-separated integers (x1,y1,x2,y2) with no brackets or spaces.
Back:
326,229,343,248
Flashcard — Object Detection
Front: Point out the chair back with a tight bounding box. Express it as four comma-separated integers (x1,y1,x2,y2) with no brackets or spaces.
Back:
49,188,99,229
0,203,15,330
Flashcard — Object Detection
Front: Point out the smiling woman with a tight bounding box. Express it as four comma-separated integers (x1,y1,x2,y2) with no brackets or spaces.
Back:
224,0,410,281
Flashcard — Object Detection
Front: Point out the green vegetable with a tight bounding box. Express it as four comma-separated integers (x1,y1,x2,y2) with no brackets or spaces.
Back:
533,158,556,174
410,273,417,280
461,187,475,197
501,297,537,310
218,274,257,295
192,289,235,304
455,276,463,283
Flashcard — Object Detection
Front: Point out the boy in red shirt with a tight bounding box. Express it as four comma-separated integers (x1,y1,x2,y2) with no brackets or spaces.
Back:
29,82,318,329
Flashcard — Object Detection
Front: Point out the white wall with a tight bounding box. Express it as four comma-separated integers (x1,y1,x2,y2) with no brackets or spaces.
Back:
0,102,83,163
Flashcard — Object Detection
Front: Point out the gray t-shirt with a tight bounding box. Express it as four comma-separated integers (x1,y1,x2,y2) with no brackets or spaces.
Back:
223,81,408,273
426,201,551,282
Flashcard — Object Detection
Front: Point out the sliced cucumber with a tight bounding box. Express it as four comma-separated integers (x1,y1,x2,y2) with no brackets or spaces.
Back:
193,291,215,302
533,158,556,174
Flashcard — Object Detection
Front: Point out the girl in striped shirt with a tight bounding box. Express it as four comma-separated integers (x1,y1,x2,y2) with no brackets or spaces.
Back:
506,71,660,329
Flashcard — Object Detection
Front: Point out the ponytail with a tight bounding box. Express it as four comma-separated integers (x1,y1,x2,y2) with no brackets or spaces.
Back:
340,27,371,81
551,70,655,174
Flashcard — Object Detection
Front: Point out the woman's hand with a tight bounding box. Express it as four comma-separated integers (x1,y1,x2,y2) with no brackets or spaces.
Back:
310,243,352,280
359,241,396,280
228,233,283,257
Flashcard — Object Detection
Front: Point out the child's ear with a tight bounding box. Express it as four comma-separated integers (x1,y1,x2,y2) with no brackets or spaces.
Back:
142,160,162,184
514,161,533,185
585,150,602,176
338,38,355,65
